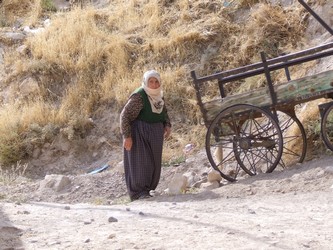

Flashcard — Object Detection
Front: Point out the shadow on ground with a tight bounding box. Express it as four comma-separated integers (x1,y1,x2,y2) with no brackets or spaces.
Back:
0,204,23,249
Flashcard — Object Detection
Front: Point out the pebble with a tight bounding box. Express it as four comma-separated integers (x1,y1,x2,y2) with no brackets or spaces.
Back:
49,241,61,246
108,216,118,222
248,209,256,214
108,233,116,239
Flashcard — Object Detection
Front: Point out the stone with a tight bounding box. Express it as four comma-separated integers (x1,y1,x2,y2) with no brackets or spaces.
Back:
108,216,118,222
165,173,187,195
207,169,222,183
1,32,26,45
182,171,197,187
16,45,29,55
39,175,71,192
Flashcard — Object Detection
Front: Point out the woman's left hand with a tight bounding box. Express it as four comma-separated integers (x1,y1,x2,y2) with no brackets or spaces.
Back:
164,126,171,139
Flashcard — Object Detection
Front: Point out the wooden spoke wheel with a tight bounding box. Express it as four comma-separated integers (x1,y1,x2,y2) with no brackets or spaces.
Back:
205,104,283,181
272,110,307,171
321,102,333,151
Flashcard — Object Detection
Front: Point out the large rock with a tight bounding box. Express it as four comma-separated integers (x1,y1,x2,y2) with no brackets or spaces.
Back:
165,173,188,195
39,174,71,192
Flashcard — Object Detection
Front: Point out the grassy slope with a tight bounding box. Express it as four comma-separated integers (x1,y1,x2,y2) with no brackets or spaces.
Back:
0,0,330,169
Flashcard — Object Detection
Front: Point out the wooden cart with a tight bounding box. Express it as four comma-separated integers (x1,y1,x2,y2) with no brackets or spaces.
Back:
190,0,333,182
191,41,333,182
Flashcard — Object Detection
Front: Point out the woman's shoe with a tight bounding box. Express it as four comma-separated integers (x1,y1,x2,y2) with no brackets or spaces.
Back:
138,194,152,200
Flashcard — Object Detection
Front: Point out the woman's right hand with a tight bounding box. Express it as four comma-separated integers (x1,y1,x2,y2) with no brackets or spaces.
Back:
123,137,133,151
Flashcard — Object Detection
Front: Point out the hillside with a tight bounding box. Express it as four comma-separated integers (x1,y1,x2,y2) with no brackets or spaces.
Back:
0,0,333,249
1,0,331,173
0,0,331,175
0,0,332,205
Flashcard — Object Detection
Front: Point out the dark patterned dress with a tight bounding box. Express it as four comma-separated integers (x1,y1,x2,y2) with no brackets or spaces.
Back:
120,92,171,201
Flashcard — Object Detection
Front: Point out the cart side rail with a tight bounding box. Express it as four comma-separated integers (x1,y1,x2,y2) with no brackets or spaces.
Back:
202,69,333,124
191,42,333,127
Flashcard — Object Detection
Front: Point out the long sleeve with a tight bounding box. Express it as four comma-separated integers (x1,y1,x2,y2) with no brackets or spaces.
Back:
163,104,172,128
120,93,143,138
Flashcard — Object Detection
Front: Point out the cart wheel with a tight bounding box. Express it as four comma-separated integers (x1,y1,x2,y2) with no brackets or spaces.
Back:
273,110,307,171
321,102,333,151
206,104,283,181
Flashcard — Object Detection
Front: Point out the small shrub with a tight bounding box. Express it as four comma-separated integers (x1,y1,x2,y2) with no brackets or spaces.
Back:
41,0,57,12
0,161,28,184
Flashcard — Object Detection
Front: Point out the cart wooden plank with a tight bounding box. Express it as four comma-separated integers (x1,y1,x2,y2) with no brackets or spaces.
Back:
204,69,333,122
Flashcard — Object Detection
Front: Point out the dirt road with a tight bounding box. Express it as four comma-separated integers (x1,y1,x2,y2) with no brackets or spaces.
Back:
1,156,333,250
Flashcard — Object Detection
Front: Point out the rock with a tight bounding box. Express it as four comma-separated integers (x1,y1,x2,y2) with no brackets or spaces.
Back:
16,45,29,55
182,171,197,187
108,233,116,239
0,32,26,45
108,216,118,222
39,175,71,192
207,169,222,183
192,178,207,188
165,173,187,195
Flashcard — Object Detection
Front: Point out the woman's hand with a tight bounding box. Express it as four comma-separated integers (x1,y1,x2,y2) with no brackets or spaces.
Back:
164,126,171,139
123,137,133,151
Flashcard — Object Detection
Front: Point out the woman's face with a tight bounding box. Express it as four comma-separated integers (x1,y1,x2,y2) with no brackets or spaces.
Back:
147,77,160,89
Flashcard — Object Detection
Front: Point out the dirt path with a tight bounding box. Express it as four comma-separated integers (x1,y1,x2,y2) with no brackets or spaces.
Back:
1,156,333,250
1,189,333,249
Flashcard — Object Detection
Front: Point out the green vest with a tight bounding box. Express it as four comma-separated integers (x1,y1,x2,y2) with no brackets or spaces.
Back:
134,87,166,123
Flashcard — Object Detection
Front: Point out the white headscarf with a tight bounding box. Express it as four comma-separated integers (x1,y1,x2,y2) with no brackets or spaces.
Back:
142,70,164,114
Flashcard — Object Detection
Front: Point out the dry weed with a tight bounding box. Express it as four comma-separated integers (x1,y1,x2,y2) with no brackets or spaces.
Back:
0,161,29,184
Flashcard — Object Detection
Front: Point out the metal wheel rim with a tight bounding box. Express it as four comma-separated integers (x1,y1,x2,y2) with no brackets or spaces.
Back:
205,104,283,181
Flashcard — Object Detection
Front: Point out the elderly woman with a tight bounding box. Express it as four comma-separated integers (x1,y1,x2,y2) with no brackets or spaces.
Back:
120,70,172,201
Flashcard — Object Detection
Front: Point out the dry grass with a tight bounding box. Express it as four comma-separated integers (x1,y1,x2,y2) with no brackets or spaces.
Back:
1,0,56,26
237,4,306,64
0,161,29,184
0,0,319,166
1,0,32,25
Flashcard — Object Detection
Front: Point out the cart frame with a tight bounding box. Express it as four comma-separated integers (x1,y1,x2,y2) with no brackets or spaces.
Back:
190,0,333,181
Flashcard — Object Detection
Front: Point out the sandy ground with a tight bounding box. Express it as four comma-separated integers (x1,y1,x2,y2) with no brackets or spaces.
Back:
1,155,333,250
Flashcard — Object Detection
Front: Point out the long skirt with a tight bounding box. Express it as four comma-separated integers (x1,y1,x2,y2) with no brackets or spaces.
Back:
123,120,164,201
